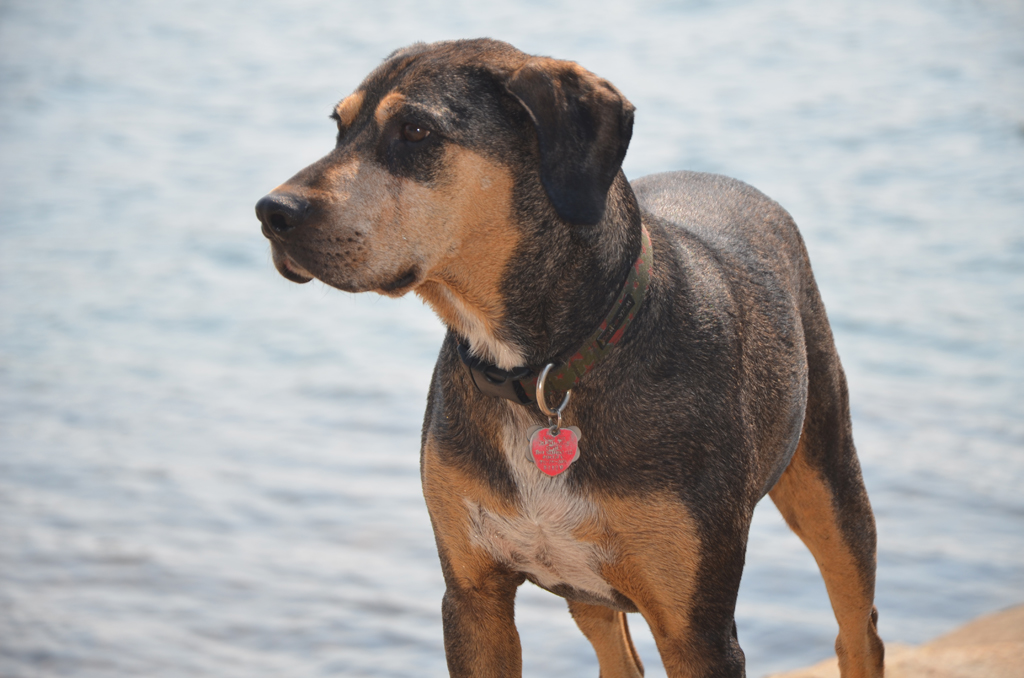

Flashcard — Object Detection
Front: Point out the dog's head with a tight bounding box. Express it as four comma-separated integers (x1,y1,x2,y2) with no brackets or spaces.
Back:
256,39,633,363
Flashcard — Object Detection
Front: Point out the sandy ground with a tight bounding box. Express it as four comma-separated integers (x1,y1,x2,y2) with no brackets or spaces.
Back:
769,605,1024,678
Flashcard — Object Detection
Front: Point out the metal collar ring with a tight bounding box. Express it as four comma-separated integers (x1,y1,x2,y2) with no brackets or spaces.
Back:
536,363,572,422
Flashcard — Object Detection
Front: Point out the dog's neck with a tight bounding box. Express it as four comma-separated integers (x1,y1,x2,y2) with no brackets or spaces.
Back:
418,173,644,372
509,173,643,368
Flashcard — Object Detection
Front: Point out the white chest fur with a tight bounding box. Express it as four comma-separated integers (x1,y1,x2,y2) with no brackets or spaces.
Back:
464,407,614,599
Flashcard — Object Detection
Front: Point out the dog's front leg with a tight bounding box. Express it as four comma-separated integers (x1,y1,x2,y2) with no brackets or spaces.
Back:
423,443,526,677
432,506,525,676
440,565,524,677
568,600,645,678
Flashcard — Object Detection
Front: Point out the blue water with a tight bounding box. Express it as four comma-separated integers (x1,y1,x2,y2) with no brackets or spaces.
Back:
1,1,1022,676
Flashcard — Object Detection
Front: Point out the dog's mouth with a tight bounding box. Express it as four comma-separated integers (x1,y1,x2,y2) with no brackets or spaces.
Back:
267,240,421,295
378,267,419,295
269,242,314,284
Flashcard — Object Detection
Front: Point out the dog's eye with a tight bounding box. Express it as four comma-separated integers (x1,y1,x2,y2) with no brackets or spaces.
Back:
402,123,430,143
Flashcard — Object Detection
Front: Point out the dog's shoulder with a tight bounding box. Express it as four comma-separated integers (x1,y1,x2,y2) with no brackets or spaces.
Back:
634,171,810,301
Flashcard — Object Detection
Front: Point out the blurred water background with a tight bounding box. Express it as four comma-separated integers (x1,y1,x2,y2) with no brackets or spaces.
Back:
1,0,1022,676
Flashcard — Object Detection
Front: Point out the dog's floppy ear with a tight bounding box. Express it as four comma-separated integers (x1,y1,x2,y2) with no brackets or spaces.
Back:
506,58,635,226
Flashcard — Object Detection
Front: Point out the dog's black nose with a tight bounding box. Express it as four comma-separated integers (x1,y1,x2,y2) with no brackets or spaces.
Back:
255,193,310,235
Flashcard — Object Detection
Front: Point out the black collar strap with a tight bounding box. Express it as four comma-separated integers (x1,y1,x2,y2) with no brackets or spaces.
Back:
458,226,654,407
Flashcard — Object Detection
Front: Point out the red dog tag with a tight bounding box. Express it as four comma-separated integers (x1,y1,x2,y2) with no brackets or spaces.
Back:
528,426,582,476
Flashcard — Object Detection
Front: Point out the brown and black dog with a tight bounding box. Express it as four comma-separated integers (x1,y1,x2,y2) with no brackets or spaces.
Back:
256,38,884,678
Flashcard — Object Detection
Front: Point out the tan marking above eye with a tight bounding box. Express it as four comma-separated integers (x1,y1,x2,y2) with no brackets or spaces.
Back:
374,91,406,127
334,91,365,128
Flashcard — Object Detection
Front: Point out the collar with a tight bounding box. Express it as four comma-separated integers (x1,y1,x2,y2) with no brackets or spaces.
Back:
458,225,654,406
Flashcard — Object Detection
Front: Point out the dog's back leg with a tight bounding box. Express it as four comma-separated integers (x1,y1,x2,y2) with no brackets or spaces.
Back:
768,283,885,678
568,600,645,677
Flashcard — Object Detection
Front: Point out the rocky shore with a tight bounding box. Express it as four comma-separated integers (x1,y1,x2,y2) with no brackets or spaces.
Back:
770,605,1024,678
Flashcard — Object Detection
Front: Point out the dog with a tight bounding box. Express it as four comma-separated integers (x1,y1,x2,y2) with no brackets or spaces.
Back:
255,38,884,678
